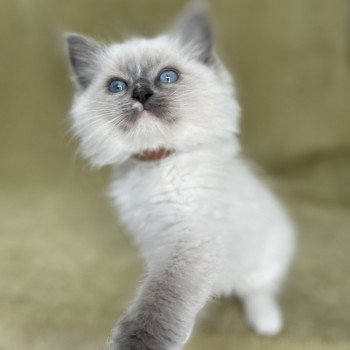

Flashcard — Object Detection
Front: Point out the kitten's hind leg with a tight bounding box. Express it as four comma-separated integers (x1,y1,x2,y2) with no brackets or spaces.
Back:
243,292,283,336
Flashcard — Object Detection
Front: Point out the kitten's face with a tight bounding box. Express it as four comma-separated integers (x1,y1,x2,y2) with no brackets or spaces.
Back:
66,6,240,166
96,42,184,131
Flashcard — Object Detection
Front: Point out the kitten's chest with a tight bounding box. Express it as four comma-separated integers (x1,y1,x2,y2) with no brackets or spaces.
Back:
112,160,210,213
110,157,228,239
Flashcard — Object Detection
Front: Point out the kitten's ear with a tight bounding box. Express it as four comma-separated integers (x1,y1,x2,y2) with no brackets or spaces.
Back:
64,33,103,89
170,3,214,65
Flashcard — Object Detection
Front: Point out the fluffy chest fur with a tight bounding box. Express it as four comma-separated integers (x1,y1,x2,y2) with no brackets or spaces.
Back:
110,148,294,297
111,149,235,246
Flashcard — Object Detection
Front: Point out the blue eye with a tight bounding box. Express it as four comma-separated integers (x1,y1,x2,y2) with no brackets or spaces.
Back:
107,79,128,93
159,70,179,84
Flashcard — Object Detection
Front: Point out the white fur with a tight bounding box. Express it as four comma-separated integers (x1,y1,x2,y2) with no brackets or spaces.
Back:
110,147,294,298
69,26,295,347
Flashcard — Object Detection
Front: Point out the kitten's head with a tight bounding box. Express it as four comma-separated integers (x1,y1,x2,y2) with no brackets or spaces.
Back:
65,4,240,166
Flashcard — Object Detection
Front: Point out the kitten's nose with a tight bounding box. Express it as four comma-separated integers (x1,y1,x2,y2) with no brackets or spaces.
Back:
132,86,153,105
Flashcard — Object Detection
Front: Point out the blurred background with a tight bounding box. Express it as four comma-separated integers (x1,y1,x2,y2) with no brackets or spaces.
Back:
0,0,349,349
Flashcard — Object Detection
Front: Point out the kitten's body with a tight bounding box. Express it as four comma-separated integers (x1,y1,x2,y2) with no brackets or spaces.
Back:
111,150,293,299
66,5,295,350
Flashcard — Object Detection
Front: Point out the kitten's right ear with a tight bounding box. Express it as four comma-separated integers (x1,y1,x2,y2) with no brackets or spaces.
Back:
64,33,103,89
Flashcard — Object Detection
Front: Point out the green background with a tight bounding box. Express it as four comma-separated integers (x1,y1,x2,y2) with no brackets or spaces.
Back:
0,0,349,349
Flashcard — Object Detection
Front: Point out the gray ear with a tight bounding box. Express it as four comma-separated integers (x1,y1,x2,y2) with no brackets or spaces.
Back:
65,33,102,89
171,3,214,65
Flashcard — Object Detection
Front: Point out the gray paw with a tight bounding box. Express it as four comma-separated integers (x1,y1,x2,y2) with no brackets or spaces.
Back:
108,318,179,350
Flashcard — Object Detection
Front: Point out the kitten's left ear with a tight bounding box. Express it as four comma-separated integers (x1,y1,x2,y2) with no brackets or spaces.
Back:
65,33,103,89
170,3,215,65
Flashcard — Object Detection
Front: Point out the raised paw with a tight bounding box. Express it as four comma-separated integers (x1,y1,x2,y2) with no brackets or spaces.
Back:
107,318,181,350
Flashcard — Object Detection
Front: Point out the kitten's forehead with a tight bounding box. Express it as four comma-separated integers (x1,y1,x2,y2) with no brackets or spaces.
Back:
106,37,175,80
122,56,163,79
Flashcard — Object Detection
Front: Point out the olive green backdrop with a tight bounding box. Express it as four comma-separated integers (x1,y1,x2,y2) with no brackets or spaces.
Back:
0,0,349,349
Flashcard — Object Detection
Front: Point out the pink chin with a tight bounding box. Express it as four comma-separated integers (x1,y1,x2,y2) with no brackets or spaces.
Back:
135,103,156,119
139,110,153,119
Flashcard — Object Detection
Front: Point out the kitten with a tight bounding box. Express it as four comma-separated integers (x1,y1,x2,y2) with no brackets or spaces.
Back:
65,4,295,350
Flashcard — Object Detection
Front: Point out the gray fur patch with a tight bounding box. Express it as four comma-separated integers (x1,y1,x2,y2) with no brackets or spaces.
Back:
65,33,102,88
109,76,178,132
108,241,217,350
108,270,185,349
171,3,215,65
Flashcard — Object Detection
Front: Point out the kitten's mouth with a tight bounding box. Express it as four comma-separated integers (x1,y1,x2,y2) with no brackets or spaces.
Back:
139,109,154,119
135,103,156,119
127,101,176,128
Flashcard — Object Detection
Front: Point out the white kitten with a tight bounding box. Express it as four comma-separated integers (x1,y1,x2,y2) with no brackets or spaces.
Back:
65,4,295,350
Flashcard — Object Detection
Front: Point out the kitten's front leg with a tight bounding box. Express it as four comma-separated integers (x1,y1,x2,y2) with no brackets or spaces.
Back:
107,239,218,350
